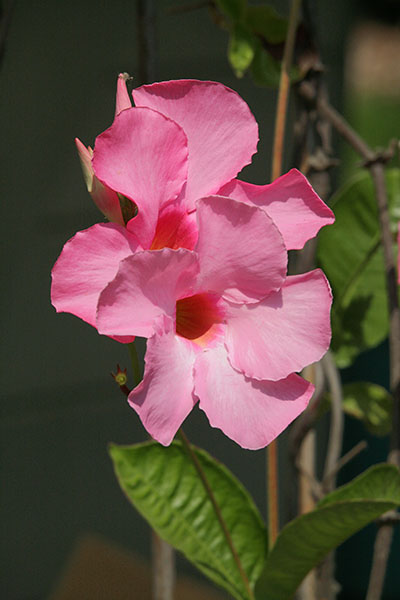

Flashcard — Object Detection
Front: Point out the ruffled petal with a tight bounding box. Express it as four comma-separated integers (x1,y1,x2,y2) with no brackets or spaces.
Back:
115,72,132,117
218,169,335,250
225,269,332,381
194,345,313,450
128,325,197,445
51,222,140,338
195,196,287,303
93,107,188,248
132,80,258,210
75,138,124,225
97,248,199,338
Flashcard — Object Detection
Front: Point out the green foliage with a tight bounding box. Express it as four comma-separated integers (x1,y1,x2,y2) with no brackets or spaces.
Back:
341,382,393,436
213,1,291,87
255,464,400,600
228,23,256,77
250,40,281,87
109,441,267,600
244,5,287,43
215,0,246,21
317,168,400,368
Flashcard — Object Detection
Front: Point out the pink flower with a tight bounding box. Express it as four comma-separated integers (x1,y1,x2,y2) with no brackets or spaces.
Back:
52,196,332,449
52,77,333,335
51,77,334,448
94,196,332,449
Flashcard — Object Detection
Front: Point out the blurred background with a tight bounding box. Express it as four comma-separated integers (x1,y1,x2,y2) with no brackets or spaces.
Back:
1,1,399,598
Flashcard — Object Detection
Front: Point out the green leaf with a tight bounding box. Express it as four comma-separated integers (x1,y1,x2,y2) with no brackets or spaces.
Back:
255,464,400,600
250,41,281,87
215,0,246,21
318,463,400,507
317,169,400,367
110,441,267,600
228,23,256,77
245,5,288,44
341,382,393,436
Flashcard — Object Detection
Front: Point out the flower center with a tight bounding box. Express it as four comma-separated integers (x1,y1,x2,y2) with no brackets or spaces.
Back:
176,293,222,343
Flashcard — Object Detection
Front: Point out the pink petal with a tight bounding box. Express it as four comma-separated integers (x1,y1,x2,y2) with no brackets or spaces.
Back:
132,80,258,210
225,269,332,381
150,200,198,251
93,107,188,248
97,248,199,338
129,325,197,445
115,73,132,117
75,138,124,225
51,223,140,341
195,196,287,303
218,169,335,250
194,345,313,449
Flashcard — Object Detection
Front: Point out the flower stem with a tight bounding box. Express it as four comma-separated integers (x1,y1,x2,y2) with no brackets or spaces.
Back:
178,429,254,600
268,0,302,548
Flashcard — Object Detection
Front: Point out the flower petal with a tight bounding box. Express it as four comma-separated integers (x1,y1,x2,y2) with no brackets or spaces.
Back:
129,325,198,445
115,72,132,117
132,80,258,210
195,196,287,303
194,345,313,450
93,107,188,248
150,200,198,251
75,138,124,225
218,169,335,250
51,222,140,338
225,269,332,381
97,248,199,338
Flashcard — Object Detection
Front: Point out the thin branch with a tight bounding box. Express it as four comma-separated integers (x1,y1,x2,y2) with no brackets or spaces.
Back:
271,0,302,180
178,429,254,600
289,361,326,465
365,522,395,600
321,352,344,494
324,440,368,484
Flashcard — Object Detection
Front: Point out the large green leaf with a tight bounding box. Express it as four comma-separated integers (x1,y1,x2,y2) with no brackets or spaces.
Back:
255,464,400,600
317,169,400,367
110,441,267,600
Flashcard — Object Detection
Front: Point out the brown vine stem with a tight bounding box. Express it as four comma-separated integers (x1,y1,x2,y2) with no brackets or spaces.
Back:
298,80,400,600
271,0,302,181
178,429,254,600
268,0,302,548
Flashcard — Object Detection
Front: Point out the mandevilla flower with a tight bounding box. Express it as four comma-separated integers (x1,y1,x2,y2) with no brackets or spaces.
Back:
51,76,334,449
